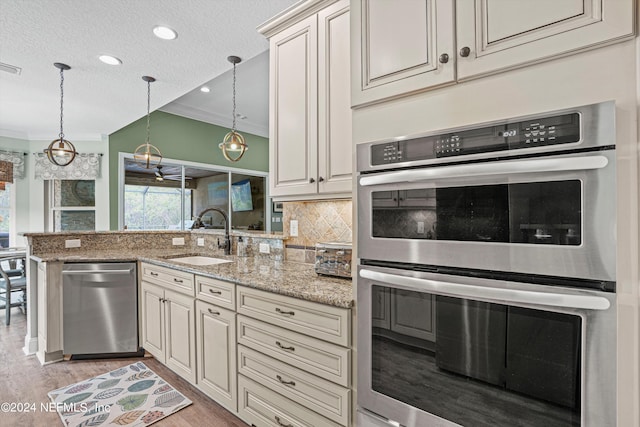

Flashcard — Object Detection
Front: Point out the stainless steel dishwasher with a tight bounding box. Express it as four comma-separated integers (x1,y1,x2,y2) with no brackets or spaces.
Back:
62,262,140,357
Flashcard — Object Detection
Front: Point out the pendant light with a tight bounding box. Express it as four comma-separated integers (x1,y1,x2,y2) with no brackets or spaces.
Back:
133,76,163,169
218,56,248,162
44,63,78,166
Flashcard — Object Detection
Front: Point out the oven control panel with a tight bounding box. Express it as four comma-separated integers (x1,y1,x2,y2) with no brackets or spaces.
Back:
370,112,581,166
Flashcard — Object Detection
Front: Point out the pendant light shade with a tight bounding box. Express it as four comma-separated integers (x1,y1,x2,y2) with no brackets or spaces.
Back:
218,56,248,162
133,76,163,169
44,63,78,166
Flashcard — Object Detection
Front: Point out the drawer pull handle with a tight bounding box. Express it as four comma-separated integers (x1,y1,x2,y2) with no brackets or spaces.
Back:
275,341,295,352
276,375,296,386
208,308,220,316
174,278,183,283
208,289,222,295
275,308,295,316
275,416,294,427
150,271,159,276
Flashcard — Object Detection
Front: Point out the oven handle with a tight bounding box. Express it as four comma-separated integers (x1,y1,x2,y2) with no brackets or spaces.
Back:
360,269,610,310
358,155,608,186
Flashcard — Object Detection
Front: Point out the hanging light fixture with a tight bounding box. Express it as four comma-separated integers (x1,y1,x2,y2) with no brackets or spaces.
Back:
44,63,78,166
218,55,248,162
133,76,163,169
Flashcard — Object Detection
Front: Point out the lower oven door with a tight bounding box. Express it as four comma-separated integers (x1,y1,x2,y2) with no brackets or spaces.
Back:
357,149,616,283
357,265,616,427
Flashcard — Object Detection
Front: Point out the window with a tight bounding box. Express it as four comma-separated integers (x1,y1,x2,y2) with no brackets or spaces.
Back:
120,155,268,231
0,183,11,247
124,185,192,230
48,180,96,231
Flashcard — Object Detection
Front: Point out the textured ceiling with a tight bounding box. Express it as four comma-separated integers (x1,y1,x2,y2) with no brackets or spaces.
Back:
0,0,297,141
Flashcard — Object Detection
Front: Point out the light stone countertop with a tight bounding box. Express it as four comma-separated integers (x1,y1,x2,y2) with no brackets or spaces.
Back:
30,250,353,308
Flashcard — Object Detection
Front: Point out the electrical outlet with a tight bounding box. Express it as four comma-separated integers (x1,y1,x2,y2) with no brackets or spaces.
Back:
172,237,185,246
197,238,205,247
417,221,425,234
65,239,81,248
259,243,270,254
290,220,298,237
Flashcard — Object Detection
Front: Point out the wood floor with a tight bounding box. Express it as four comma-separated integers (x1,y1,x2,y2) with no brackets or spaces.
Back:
0,308,248,427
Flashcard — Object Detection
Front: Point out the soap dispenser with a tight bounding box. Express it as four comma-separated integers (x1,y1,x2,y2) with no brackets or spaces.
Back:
237,236,247,257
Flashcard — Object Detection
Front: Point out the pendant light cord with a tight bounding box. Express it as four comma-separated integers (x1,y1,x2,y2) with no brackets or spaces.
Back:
231,61,236,132
145,79,151,144
59,67,65,140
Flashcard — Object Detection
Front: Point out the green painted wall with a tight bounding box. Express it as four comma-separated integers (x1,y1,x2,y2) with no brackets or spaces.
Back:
108,111,269,230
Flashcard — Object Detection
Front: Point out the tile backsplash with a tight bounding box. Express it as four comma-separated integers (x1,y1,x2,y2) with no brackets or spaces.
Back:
283,200,352,263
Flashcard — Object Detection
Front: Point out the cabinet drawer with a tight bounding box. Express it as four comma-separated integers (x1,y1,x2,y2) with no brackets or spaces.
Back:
237,286,350,346
196,276,235,310
238,375,341,427
237,315,350,387
238,345,350,426
141,262,194,296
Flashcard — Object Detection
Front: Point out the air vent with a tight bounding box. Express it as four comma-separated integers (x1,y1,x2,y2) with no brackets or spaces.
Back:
0,62,21,75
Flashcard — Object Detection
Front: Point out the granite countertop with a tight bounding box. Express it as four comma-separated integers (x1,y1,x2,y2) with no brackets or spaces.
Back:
30,250,353,309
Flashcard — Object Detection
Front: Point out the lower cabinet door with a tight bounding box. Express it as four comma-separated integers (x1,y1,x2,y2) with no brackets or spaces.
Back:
238,375,342,427
164,289,196,383
196,300,237,412
141,281,165,363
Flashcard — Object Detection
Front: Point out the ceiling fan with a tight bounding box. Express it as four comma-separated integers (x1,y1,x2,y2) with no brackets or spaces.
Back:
154,165,190,182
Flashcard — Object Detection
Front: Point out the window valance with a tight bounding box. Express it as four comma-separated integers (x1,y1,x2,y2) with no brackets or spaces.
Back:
0,150,26,179
34,153,101,180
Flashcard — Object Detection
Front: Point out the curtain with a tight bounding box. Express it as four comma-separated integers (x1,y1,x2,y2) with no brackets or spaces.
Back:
34,153,101,179
0,150,25,179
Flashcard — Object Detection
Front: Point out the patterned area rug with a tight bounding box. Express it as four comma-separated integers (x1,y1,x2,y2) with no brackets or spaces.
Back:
48,362,192,426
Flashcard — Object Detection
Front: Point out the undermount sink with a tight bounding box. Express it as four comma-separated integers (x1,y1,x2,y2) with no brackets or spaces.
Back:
167,256,233,266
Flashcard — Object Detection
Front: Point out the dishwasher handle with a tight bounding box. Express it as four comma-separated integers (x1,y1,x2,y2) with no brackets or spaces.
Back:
62,269,133,275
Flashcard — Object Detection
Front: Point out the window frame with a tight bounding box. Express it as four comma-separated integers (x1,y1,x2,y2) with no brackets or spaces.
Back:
117,152,270,231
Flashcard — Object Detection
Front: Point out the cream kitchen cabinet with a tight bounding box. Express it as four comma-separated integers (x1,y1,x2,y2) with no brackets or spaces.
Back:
140,265,196,384
36,261,64,364
352,0,634,106
236,285,352,426
259,0,352,199
195,277,237,413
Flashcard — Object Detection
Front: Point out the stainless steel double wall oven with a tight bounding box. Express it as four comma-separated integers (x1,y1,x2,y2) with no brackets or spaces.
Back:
356,101,617,427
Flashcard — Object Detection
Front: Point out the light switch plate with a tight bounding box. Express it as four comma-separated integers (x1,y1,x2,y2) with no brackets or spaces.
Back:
197,238,205,246
417,221,425,234
172,237,185,246
290,220,298,237
259,243,270,254
65,239,81,248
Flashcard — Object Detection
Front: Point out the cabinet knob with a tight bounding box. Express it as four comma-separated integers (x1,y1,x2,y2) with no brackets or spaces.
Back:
208,289,222,295
318,176,325,182
439,53,449,64
459,46,471,57
276,375,296,386
309,177,315,183
207,308,220,316
275,307,295,316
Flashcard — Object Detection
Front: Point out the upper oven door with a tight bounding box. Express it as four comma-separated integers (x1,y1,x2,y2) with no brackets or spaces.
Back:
357,149,616,282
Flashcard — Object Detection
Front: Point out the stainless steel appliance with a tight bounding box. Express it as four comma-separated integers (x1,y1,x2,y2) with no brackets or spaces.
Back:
315,242,352,278
358,101,615,284
356,102,617,427
63,262,139,357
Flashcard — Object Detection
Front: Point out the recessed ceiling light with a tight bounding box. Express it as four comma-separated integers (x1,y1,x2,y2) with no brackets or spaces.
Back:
0,62,21,75
200,86,210,93
153,26,178,40
98,55,122,65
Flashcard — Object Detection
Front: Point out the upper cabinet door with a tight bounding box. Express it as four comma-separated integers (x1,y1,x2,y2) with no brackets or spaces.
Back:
351,0,455,107
269,15,318,197
456,0,635,79
318,0,352,194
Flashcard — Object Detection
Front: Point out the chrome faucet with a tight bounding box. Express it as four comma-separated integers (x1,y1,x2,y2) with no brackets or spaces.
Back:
191,207,231,255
